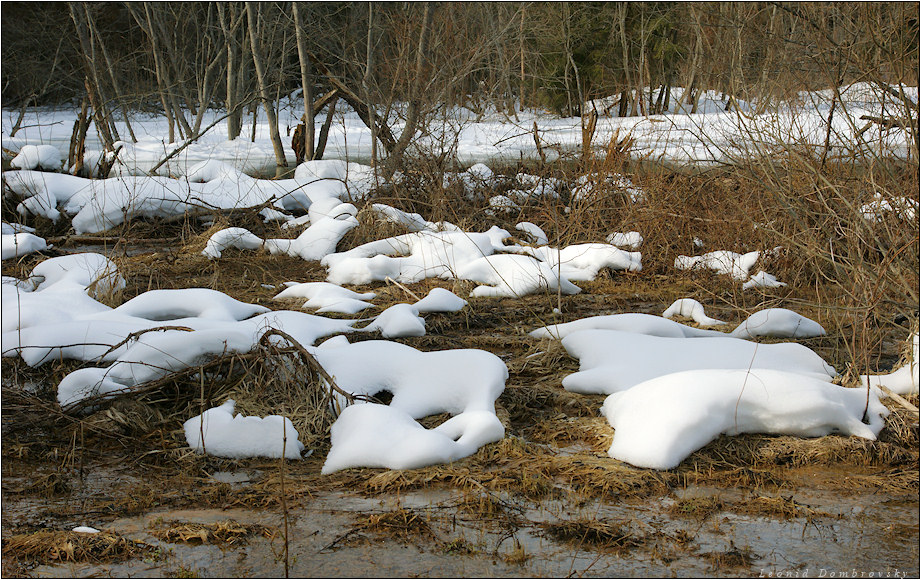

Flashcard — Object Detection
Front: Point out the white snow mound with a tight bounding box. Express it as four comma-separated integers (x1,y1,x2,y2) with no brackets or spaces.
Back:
362,303,426,338
184,400,305,459
861,332,920,396
602,369,888,470
413,288,467,313
662,298,726,326
731,308,826,339
11,145,63,171
274,281,376,314
562,329,835,395
315,340,508,473
531,312,724,340
675,250,759,281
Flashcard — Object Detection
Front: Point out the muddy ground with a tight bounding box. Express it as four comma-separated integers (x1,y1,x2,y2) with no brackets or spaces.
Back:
2,166,919,578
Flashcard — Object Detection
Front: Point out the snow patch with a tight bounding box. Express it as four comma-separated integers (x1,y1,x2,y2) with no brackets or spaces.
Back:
602,369,888,470
561,329,835,395
184,400,305,459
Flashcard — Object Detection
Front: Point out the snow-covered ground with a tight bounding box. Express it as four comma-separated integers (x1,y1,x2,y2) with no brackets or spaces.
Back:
3,83,917,177
3,247,916,471
2,83,918,472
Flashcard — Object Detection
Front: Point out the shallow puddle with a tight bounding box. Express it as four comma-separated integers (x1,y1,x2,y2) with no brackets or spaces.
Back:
12,479,917,578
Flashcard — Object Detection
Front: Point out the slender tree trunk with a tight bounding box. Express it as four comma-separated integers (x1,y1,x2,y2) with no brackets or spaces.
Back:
83,4,135,143
246,2,288,177
127,3,181,141
69,4,118,148
83,77,115,151
314,96,338,161
617,89,629,117
364,3,377,167
755,4,779,112
519,6,526,109
218,3,244,140
561,3,574,117
146,5,194,138
292,2,315,162
685,8,703,108
382,2,433,180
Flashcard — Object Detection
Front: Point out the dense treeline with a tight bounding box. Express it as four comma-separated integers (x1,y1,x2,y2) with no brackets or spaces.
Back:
2,2,918,163
5,2,917,110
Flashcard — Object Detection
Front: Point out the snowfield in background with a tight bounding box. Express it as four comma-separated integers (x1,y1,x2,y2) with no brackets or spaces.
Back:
2,83,916,176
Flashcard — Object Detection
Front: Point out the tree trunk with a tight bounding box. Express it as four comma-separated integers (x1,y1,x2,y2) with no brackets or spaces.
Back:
69,3,118,149
364,2,377,166
382,2,433,180
83,4,135,143
616,4,634,117
217,3,244,140
314,96,338,161
684,8,703,108
84,77,115,151
126,3,181,142
617,89,629,117
68,98,90,176
519,6,527,109
246,2,288,178
292,2,315,163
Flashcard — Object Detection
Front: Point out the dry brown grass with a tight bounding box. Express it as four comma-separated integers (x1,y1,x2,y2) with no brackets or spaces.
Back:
700,543,759,570
2,530,156,565
150,519,276,546
357,508,439,542
732,495,829,520
542,518,642,551
667,496,726,521
2,160,917,573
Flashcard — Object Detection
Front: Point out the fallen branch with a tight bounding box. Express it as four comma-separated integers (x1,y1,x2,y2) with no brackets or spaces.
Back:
258,328,355,407
96,325,195,362
875,384,920,416
46,235,183,246
859,114,918,132
306,53,396,153
385,276,421,301
148,111,234,175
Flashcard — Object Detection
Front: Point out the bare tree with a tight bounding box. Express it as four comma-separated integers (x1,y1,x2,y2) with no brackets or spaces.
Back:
291,2,315,163
246,2,288,177
382,2,433,180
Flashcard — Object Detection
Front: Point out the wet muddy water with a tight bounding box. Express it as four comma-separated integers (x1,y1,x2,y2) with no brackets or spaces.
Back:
7,470,917,578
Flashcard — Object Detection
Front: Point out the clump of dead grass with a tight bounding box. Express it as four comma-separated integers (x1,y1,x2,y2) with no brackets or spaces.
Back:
668,496,726,521
732,495,828,520
2,530,156,565
523,416,612,451
62,330,343,461
351,508,440,544
500,539,531,565
684,429,918,473
700,543,759,570
150,519,276,546
668,493,825,523
541,517,642,551
336,205,412,250
342,434,675,501
449,489,524,525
